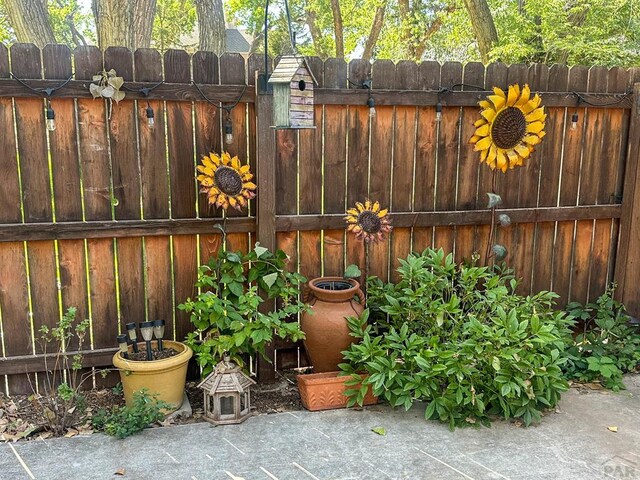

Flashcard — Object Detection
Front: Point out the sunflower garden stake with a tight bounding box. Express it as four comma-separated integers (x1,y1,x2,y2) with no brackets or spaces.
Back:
196,151,256,245
470,84,546,264
345,200,392,294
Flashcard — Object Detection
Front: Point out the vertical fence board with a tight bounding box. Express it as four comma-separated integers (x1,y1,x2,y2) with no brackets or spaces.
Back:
369,60,395,281
322,59,348,277
391,60,416,281
164,50,197,342
434,62,463,254
412,61,440,251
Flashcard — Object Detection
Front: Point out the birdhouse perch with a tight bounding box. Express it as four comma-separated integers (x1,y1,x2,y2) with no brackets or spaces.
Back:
268,55,317,129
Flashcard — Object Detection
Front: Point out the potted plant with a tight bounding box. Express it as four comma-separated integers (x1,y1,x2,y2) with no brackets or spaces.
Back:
112,320,192,412
297,199,391,410
178,243,308,376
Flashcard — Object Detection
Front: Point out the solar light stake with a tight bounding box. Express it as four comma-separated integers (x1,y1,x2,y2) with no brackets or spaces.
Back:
139,321,154,361
117,334,129,359
152,319,165,351
125,322,139,353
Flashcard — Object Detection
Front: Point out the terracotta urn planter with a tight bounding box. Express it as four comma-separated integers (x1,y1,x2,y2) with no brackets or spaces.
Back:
112,340,193,412
297,372,377,411
300,277,364,372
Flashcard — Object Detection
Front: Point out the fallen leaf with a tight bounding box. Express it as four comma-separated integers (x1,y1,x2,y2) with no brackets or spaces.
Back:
64,428,78,438
607,426,618,433
585,382,604,390
371,426,386,436
38,432,53,440
114,468,126,476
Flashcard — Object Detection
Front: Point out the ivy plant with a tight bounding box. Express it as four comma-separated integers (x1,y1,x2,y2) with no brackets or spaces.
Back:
179,244,307,376
340,248,573,429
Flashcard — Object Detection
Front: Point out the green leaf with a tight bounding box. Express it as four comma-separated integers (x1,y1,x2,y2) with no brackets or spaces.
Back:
371,426,386,436
263,272,278,289
492,357,501,371
344,264,362,279
253,243,268,258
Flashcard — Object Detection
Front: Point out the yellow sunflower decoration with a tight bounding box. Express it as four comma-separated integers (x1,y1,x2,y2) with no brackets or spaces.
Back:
196,152,256,211
345,200,392,243
470,84,546,173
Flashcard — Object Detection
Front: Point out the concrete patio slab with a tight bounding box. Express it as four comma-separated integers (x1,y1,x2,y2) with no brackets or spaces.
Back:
1,375,638,480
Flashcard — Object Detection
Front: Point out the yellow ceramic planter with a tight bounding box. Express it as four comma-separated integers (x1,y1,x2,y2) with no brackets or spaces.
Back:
112,340,193,411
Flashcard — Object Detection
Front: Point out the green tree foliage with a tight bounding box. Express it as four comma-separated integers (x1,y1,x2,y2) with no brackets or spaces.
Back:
152,0,197,51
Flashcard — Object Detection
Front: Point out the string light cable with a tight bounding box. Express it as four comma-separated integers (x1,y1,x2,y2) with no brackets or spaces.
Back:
347,77,376,118
192,82,248,144
121,80,165,129
10,72,73,131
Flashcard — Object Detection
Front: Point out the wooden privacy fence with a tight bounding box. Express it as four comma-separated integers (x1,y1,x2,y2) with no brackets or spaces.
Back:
0,43,639,393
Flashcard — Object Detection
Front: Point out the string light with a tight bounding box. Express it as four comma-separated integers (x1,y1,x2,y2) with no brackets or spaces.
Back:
224,116,234,144
435,100,442,123
193,82,247,145
45,102,56,131
145,102,155,129
367,96,376,118
10,73,72,132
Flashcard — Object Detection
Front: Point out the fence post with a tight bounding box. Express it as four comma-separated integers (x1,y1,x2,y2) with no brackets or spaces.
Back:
615,82,640,316
255,74,278,382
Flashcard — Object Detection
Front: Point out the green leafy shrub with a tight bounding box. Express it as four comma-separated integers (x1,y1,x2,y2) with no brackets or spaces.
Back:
563,285,640,391
340,248,572,429
179,243,307,376
92,390,169,439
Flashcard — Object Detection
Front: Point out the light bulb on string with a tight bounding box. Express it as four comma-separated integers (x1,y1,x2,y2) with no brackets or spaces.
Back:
570,111,578,131
435,101,442,123
367,96,376,118
224,117,234,144
146,103,155,129
46,103,56,131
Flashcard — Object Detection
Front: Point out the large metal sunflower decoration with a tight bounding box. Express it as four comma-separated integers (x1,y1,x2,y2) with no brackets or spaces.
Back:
196,152,256,211
470,84,546,172
345,200,392,243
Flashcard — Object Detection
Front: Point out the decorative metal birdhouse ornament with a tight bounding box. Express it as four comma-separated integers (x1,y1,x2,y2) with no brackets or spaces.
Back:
198,356,256,425
268,55,317,129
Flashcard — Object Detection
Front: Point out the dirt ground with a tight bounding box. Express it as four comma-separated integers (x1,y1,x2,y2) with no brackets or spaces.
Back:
0,371,303,442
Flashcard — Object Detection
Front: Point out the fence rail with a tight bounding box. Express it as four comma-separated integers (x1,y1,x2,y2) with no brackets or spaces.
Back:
0,43,638,392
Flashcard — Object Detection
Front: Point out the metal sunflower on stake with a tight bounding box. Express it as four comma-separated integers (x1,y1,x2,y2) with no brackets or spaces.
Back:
470,84,546,264
345,200,392,294
196,151,256,244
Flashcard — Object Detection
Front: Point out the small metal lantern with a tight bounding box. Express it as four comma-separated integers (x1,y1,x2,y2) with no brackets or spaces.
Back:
268,55,317,129
198,357,256,425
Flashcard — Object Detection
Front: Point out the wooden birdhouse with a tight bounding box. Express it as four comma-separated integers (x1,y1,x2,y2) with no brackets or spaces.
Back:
268,55,317,129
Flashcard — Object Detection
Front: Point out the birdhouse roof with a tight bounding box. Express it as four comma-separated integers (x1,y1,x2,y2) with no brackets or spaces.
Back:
198,368,256,395
268,56,318,85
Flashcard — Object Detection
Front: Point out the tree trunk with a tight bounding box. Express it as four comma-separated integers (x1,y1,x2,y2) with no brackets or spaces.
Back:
463,0,498,63
362,5,386,61
330,0,344,58
4,0,56,47
133,0,157,49
305,5,328,58
413,4,457,61
92,0,134,49
195,0,226,54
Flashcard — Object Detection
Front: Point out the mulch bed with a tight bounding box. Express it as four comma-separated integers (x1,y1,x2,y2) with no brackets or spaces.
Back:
0,371,303,442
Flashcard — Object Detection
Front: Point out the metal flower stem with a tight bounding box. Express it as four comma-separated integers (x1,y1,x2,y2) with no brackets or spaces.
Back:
485,170,498,266
364,241,370,298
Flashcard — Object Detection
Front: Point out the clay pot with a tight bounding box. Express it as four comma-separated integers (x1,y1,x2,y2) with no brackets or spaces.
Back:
112,340,192,412
301,277,364,372
297,372,377,411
